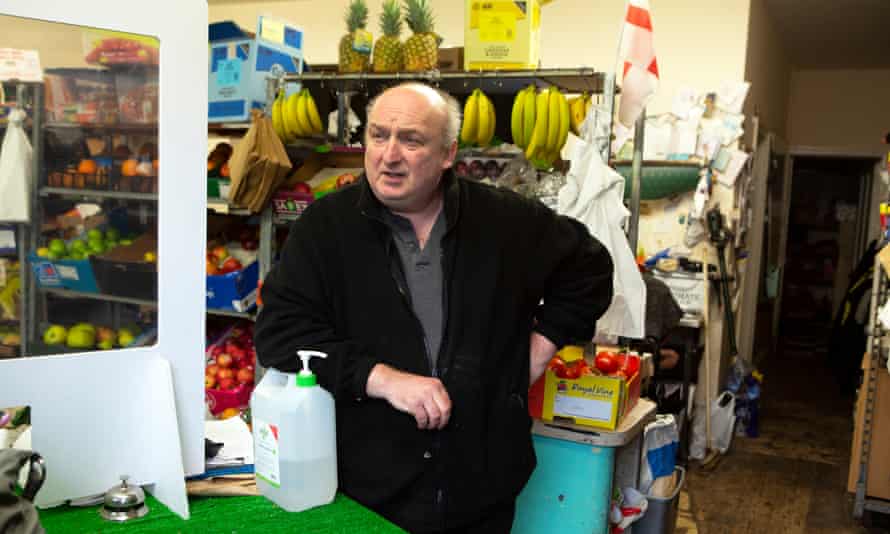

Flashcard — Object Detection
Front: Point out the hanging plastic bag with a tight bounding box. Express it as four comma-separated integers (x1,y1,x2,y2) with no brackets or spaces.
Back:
0,109,32,222
689,390,737,459
640,414,680,494
558,138,646,339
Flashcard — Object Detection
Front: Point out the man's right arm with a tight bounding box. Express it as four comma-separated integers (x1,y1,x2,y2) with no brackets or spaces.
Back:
254,210,380,400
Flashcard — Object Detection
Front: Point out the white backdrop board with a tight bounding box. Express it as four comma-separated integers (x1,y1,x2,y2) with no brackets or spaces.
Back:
0,0,207,518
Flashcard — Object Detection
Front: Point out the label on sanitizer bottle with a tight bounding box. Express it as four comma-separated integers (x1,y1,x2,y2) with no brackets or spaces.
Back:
254,419,281,487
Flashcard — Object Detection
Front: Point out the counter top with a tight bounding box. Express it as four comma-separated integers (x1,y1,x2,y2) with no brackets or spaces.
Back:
39,492,404,533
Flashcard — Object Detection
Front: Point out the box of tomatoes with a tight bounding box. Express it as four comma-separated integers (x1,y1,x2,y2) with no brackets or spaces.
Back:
529,346,641,431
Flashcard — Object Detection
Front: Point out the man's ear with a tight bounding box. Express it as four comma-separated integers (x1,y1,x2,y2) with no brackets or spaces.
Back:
442,140,458,170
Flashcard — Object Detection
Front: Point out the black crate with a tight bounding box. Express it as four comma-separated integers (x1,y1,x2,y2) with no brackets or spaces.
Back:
90,256,157,301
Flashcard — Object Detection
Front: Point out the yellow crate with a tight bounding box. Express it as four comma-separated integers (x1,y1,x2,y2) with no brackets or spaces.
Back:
464,0,541,70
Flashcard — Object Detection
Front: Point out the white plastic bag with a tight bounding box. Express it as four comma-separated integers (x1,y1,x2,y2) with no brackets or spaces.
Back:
558,139,646,339
689,390,737,459
0,109,32,222
640,414,679,494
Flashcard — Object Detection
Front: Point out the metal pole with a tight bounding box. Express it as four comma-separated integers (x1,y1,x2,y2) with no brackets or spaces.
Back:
601,72,616,163
627,110,645,255
26,84,43,353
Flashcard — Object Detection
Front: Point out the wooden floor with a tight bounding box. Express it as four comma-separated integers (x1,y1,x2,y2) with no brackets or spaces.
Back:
679,350,885,534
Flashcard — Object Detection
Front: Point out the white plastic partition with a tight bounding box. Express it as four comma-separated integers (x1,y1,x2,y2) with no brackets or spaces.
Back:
0,0,206,519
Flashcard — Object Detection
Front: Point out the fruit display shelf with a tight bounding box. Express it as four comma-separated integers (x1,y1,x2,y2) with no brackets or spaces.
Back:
40,186,158,202
40,287,156,307
44,121,158,134
282,68,612,97
207,197,252,217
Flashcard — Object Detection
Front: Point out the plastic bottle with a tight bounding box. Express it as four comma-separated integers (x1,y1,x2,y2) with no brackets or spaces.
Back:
251,350,337,512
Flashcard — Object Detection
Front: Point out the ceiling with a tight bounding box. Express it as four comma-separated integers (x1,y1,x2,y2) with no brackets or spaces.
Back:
765,0,890,69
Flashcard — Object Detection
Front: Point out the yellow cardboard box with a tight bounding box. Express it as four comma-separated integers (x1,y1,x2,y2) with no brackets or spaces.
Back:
464,0,541,70
541,368,640,430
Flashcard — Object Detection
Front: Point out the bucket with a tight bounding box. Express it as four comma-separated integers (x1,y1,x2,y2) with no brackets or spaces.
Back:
633,466,686,534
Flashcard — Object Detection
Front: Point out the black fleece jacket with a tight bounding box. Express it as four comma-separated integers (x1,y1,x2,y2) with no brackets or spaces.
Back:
255,171,613,531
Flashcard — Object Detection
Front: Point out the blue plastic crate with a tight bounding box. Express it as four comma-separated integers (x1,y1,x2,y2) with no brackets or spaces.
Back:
206,260,259,312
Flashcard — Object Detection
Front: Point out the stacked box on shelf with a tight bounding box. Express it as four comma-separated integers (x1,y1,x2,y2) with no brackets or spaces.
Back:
44,68,119,125
208,17,304,123
90,234,157,300
207,260,259,312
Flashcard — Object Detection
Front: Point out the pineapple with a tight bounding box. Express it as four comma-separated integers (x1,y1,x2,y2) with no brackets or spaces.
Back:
403,0,438,72
339,0,371,73
373,0,404,73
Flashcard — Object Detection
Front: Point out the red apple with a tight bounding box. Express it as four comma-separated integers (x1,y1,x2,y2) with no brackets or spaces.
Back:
211,245,229,262
217,353,233,368
336,173,357,188
220,257,243,274
236,367,255,384
206,258,220,276
205,375,216,389
217,368,234,381
218,377,236,390
206,363,220,377
210,345,224,357
227,344,247,361
293,181,312,194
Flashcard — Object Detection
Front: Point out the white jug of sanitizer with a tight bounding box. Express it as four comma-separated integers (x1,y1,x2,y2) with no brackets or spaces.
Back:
251,350,337,512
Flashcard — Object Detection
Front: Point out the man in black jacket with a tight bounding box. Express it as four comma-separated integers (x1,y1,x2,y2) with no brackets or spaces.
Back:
256,83,613,533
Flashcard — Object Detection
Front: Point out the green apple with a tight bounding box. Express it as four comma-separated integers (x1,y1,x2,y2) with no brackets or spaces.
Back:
71,323,96,335
42,325,68,345
119,239,133,247
105,228,120,242
89,241,105,254
105,240,118,250
97,339,114,350
70,250,85,261
70,240,87,253
117,328,136,348
87,229,103,241
66,327,95,349
46,250,62,261
48,239,67,256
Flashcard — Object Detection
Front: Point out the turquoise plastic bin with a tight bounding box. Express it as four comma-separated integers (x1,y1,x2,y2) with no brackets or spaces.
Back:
513,434,615,534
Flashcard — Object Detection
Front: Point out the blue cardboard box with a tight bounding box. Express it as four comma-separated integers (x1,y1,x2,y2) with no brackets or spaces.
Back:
208,17,304,123
206,260,259,312
30,254,99,293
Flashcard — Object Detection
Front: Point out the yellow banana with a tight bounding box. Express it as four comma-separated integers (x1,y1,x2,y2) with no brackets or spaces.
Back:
296,90,314,136
476,91,493,146
511,88,526,148
272,90,286,140
284,91,305,137
485,98,496,145
555,90,570,156
304,89,324,134
522,87,537,154
568,96,582,136
460,90,479,145
545,88,561,153
525,88,549,161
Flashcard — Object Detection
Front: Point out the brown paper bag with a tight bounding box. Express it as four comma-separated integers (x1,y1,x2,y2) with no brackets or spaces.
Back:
227,110,292,213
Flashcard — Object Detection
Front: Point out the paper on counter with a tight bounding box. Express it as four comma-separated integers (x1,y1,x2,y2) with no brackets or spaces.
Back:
668,117,699,157
672,86,700,120
205,416,254,467
716,81,750,114
643,115,674,160
716,149,750,187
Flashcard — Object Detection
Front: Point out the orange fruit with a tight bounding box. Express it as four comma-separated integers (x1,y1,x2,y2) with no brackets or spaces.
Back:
121,159,139,177
219,407,240,420
77,159,97,174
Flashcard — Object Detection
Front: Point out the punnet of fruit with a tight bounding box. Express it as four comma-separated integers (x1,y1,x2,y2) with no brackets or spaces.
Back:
204,322,257,417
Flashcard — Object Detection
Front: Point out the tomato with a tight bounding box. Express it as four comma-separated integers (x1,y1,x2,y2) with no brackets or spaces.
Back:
204,375,216,389
236,367,255,384
206,363,220,377
548,357,569,378
219,407,240,420
217,353,233,368
594,352,619,374
217,368,234,381
563,360,587,380
623,355,641,377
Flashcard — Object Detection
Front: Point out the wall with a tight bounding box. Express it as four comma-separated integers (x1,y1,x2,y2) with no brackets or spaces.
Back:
0,14,93,69
787,68,890,155
208,0,752,115
743,0,791,141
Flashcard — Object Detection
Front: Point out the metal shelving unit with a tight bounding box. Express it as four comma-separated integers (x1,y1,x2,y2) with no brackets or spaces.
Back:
854,254,890,518
40,187,158,202
41,287,156,307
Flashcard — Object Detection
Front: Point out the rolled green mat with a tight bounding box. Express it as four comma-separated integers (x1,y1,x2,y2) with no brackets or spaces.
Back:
615,162,702,200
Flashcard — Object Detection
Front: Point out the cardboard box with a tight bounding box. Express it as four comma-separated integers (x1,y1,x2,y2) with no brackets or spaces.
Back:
208,17,304,123
115,72,158,124
206,260,259,312
848,352,890,499
438,47,464,72
538,365,641,431
465,0,541,70
44,68,118,125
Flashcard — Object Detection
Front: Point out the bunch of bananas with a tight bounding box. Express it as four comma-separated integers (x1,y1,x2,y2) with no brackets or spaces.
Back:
512,86,569,168
568,92,592,136
459,89,496,147
272,88,325,143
